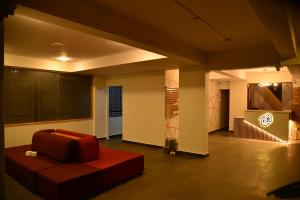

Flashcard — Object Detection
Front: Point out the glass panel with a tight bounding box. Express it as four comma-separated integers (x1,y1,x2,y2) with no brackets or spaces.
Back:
247,82,292,111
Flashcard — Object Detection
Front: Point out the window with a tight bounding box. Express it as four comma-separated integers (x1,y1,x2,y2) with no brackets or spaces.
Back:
109,86,122,117
4,67,92,124
247,82,292,111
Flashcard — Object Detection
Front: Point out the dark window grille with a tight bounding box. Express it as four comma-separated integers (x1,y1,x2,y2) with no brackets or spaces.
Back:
4,67,92,124
109,86,122,117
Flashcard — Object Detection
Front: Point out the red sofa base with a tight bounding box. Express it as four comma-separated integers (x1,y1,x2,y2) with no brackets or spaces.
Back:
5,145,61,192
5,145,144,200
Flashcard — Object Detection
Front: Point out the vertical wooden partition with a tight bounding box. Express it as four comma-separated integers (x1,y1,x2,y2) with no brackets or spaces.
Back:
0,1,19,198
0,18,4,200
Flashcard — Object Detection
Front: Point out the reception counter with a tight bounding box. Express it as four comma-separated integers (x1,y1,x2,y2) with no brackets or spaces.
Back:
234,110,291,142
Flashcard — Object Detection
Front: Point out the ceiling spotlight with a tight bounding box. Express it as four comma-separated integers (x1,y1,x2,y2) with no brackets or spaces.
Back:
56,56,71,62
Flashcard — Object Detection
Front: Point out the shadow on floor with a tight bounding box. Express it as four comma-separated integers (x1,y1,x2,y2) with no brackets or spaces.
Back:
267,181,300,199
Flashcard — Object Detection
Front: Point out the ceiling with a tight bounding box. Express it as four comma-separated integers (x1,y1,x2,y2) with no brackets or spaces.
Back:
4,0,300,76
210,66,290,81
241,67,289,73
93,0,273,53
4,12,167,73
4,14,138,63
78,58,177,77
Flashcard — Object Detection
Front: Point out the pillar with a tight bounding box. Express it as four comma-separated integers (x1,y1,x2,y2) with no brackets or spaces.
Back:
178,68,209,155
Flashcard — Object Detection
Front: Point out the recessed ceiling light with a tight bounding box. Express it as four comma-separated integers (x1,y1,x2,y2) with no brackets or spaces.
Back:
51,42,64,47
56,56,71,62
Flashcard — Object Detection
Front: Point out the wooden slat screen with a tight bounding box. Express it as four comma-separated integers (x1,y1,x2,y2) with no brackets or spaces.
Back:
165,87,179,118
4,67,92,124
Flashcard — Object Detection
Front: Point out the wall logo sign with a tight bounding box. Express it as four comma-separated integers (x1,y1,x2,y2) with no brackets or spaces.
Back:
258,113,273,128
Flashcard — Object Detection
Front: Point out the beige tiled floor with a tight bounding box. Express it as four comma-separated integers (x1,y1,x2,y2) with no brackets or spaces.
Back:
6,131,300,200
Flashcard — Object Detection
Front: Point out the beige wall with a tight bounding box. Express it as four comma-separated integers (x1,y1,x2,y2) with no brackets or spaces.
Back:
93,77,107,138
5,119,93,147
208,80,229,132
179,69,208,155
229,81,247,131
106,71,165,146
5,76,109,147
3,69,166,148
247,71,292,83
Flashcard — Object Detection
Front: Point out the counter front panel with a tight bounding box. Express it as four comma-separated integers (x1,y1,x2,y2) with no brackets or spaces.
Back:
245,110,290,141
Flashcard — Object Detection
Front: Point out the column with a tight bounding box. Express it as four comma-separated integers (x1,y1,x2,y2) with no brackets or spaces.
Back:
178,68,209,155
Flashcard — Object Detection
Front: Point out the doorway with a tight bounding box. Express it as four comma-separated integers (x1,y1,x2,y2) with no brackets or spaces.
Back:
108,86,122,137
220,89,230,130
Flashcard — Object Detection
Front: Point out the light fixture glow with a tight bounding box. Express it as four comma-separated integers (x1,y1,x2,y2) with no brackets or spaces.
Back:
56,56,71,62
258,82,272,87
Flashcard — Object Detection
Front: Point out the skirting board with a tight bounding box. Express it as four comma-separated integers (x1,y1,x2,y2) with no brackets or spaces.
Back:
209,127,230,134
122,140,162,149
177,151,210,158
97,137,107,141
109,134,122,138
122,140,210,158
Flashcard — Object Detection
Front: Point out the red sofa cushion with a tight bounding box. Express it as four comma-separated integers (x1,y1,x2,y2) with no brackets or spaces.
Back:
31,131,77,163
5,144,32,155
55,129,99,162
5,146,61,192
86,147,144,189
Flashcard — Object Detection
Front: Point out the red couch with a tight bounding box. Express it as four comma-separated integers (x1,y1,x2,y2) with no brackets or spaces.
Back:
5,129,144,200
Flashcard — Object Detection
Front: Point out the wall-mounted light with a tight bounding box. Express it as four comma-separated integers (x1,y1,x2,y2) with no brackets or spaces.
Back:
258,82,272,87
258,82,279,87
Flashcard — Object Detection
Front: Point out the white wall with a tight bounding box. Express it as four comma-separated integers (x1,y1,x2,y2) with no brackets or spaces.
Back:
5,119,93,148
94,77,107,138
208,80,229,132
109,116,122,136
229,81,247,131
179,68,208,155
106,71,165,146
